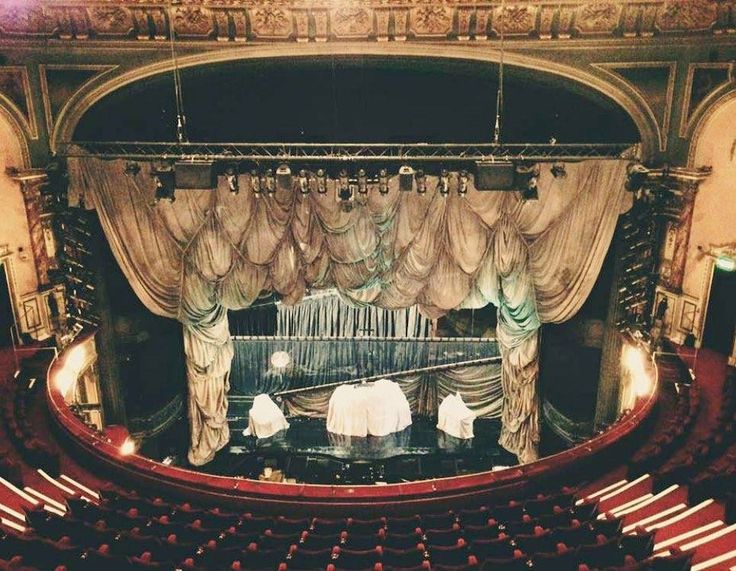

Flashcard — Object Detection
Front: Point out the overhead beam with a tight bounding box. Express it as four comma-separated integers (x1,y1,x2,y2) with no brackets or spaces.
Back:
57,141,638,163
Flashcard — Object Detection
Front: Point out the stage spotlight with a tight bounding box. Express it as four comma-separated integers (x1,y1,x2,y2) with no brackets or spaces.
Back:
378,169,389,195
437,169,450,197
55,369,76,399
250,169,262,197
337,170,353,206
551,163,567,178
153,169,175,203
625,163,649,192
516,163,540,201
357,169,368,194
298,169,309,194
458,170,469,196
120,437,137,456
224,163,239,194
124,162,141,176
623,345,653,398
415,169,426,194
276,163,292,191
64,344,87,373
316,169,327,194
399,165,414,191
521,177,539,201
264,169,276,195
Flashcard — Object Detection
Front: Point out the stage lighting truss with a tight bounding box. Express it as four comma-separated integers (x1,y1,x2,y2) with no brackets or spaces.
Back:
60,141,636,163
62,141,639,198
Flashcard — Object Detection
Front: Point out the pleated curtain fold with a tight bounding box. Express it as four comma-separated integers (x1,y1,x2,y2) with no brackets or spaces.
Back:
68,155,628,465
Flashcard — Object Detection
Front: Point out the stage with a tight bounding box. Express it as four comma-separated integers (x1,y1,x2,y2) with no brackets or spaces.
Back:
188,413,519,484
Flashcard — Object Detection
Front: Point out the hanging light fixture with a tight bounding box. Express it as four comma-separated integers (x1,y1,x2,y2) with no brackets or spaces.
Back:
250,169,262,197
415,169,426,194
264,168,275,195
298,169,310,194
357,169,368,194
437,169,450,197
458,170,469,196
224,163,239,194
378,169,389,195
316,169,327,194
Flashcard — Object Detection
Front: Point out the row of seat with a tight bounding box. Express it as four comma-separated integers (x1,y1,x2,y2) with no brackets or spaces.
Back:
654,370,736,489
0,378,60,476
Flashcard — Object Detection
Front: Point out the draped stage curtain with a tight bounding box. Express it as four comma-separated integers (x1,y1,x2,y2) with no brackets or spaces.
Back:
229,337,499,395
283,363,503,420
68,155,628,465
276,290,432,338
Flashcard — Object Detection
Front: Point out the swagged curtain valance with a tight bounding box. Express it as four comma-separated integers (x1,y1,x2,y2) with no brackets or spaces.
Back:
67,156,629,466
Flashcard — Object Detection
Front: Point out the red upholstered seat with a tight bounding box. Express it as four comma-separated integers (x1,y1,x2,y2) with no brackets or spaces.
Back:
332,547,381,570
285,546,335,569
382,546,427,568
429,544,470,566
470,537,514,561
382,532,423,551
385,517,422,535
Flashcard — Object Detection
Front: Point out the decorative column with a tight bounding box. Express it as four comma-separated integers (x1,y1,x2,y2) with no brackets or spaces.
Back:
594,220,625,429
647,167,711,294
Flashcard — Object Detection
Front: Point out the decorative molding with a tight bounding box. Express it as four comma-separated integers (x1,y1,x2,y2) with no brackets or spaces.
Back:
592,62,677,152
679,62,736,138
655,0,719,33
410,6,453,39
39,64,118,136
0,67,38,140
0,1,734,43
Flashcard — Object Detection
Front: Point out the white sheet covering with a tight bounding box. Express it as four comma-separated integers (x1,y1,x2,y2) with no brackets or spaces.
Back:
437,393,476,439
327,380,412,437
244,394,290,439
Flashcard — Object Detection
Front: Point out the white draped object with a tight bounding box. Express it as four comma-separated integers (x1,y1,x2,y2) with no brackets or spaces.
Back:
244,394,290,439
437,393,476,439
68,156,628,465
327,380,412,437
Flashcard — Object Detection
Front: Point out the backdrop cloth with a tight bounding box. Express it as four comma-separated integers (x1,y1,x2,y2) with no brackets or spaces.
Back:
229,337,499,395
276,289,432,338
68,156,628,465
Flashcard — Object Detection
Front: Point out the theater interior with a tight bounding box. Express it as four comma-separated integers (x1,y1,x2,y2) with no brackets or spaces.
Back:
1,0,736,569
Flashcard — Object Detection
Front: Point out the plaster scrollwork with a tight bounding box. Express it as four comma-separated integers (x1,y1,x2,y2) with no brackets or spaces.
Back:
250,6,292,38
411,6,453,37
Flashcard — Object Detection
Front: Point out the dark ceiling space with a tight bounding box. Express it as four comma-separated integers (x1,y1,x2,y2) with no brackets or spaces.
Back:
74,56,639,144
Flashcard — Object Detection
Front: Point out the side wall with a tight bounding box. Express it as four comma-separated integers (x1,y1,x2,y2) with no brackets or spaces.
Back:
0,112,40,342
680,96,736,358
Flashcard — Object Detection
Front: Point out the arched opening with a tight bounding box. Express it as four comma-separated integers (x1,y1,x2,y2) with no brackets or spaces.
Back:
74,56,639,144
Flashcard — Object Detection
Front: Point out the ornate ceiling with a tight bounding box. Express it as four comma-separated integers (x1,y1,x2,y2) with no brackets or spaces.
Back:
0,0,732,43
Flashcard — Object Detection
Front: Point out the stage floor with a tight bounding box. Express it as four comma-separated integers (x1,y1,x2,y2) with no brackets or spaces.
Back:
183,414,520,484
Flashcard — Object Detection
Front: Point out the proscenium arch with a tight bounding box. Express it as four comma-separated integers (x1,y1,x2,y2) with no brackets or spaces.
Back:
52,43,656,158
